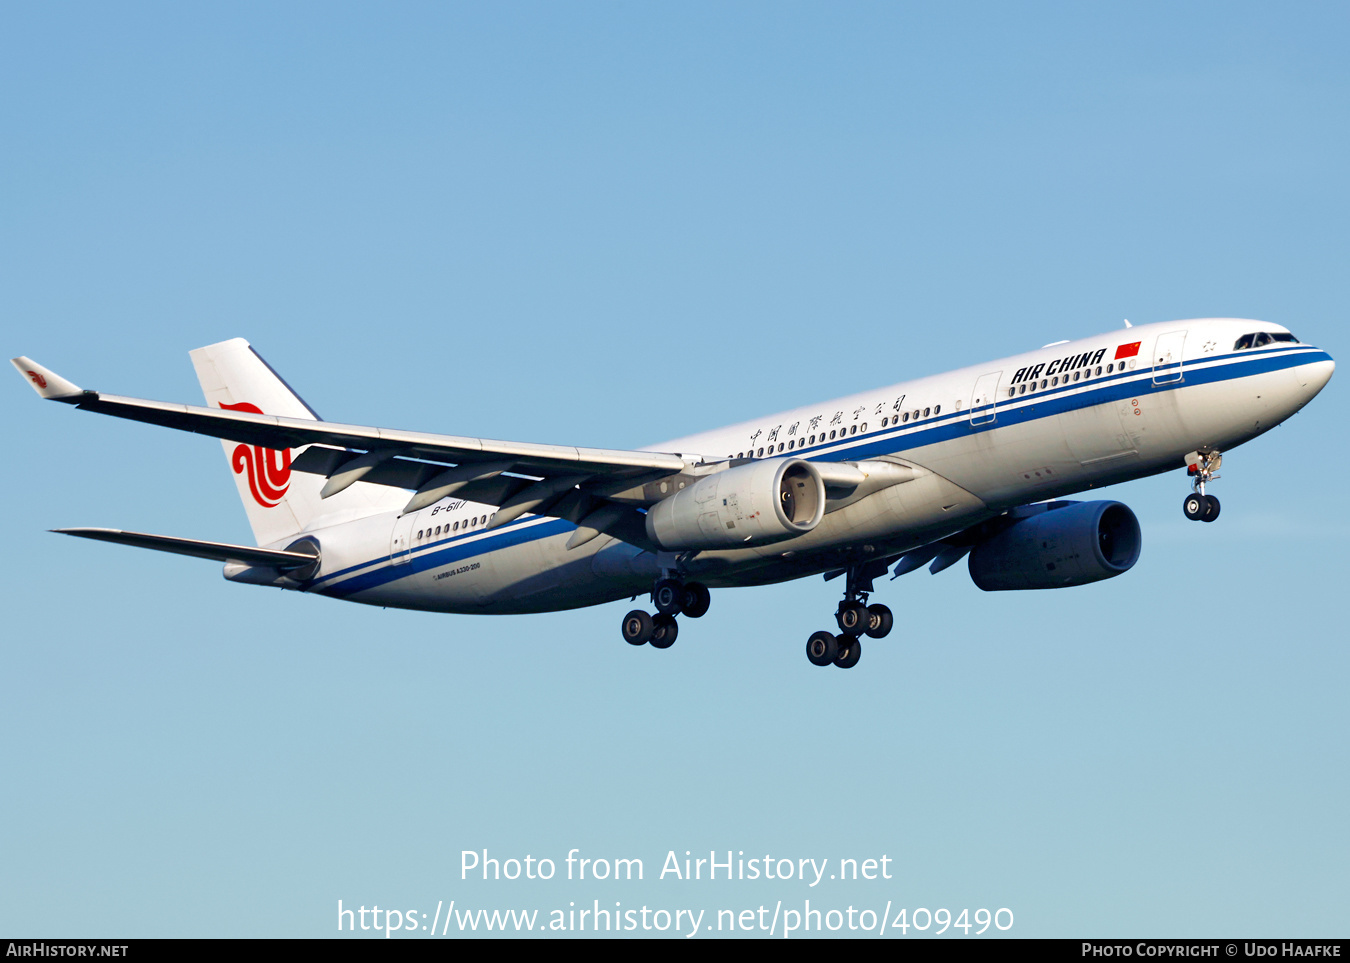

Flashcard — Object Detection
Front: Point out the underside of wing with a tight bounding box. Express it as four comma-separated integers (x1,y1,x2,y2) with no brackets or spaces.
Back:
14,354,915,556
13,355,689,551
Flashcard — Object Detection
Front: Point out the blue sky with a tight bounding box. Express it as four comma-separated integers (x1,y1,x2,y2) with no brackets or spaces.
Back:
3,2,1347,937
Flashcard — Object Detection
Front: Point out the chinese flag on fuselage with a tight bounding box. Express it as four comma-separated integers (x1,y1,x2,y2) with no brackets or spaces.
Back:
1115,341,1141,360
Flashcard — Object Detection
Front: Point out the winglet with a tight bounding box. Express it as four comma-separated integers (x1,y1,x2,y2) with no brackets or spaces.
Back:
10,357,84,400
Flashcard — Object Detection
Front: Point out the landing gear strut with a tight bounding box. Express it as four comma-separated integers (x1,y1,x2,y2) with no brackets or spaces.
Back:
1183,450,1222,523
805,560,893,669
620,577,710,649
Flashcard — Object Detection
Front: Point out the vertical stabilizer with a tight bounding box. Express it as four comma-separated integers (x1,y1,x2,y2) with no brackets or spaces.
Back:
189,339,402,546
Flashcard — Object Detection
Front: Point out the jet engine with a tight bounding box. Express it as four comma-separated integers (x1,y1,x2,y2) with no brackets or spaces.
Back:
645,458,825,551
968,500,1141,591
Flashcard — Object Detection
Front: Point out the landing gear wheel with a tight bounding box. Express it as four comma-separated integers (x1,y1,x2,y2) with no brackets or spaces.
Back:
864,603,893,639
806,631,839,667
833,637,862,669
649,614,678,649
836,601,869,637
622,610,654,646
680,582,711,619
653,579,684,616
1183,450,1224,523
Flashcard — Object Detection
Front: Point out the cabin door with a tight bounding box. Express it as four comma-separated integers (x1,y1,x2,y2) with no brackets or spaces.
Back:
969,370,1003,426
1152,331,1188,385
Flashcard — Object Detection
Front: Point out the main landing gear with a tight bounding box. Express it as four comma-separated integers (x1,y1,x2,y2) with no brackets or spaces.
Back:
621,578,710,649
1182,450,1222,523
805,561,893,669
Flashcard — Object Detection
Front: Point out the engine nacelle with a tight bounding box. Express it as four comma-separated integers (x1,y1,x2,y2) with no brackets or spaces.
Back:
968,500,1141,591
645,458,825,551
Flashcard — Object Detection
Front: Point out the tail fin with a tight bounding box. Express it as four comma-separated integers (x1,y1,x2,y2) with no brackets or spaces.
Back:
190,339,402,546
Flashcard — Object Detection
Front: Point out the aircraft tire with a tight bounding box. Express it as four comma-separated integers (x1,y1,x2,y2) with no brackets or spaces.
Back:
681,582,711,619
1183,493,1207,521
806,631,838,667
833,637,862,669
1202,494,1221,522
836,601,869,636
653,579,684,616
650,614,678,649
623,610,654,646
864,603,893,639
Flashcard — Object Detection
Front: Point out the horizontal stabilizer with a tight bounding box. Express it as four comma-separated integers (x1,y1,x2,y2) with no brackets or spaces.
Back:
53,528,319,569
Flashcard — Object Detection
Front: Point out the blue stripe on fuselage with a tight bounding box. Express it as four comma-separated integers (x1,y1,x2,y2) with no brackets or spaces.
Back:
320,517,574,598
312,345,1330,598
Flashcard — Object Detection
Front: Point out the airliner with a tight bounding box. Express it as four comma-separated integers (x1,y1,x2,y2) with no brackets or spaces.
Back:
12,318,1333,668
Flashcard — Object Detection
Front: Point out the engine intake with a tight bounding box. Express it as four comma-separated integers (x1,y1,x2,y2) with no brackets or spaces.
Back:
645,458,825,551
968,500,1141,591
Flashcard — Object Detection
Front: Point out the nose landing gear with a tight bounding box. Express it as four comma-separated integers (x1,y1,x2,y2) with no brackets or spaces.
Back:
1183,450,1222,522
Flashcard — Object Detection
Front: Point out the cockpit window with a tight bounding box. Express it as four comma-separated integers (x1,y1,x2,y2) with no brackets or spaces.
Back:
1236,331,1300,350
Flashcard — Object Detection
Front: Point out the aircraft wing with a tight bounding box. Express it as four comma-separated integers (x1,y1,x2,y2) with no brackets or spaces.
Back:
13,356,688,547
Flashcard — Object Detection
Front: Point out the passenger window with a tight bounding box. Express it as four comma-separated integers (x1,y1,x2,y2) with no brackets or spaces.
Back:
901,413,909,423
923,407,930,417
934,405,941,414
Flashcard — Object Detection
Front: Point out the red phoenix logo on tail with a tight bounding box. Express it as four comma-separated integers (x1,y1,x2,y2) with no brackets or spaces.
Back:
220,402,291,507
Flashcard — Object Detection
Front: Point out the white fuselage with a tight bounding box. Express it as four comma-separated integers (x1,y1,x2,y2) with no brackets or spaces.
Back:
279,319,1333,614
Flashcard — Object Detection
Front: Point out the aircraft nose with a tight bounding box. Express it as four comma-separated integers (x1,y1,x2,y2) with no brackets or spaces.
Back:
1295,354,1334,399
